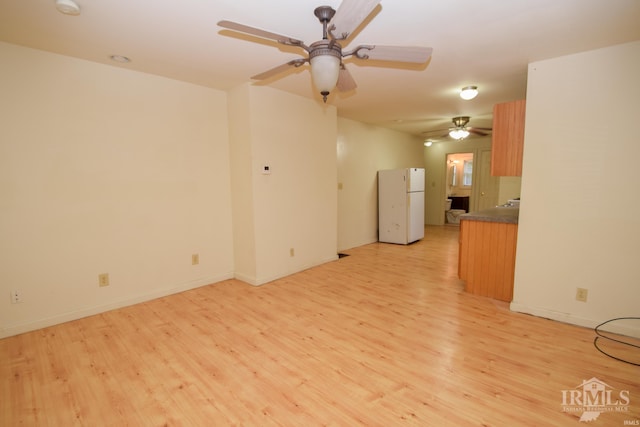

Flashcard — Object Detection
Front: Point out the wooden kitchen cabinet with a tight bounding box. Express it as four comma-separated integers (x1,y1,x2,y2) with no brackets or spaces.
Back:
458,218,518,302
491,99,526,176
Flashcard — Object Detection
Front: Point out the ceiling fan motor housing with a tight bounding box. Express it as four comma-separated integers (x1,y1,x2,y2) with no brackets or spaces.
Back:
452,116,470,127
309,40,343,60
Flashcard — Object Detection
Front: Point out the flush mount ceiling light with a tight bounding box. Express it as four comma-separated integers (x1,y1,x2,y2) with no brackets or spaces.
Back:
459,86,478,100
423,140,433,147
55,0,80,15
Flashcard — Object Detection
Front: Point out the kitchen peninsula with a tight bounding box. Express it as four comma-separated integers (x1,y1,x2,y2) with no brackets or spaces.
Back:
458,207,519,302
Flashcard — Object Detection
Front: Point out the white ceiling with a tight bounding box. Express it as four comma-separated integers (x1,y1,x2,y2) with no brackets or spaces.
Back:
2,0,639,138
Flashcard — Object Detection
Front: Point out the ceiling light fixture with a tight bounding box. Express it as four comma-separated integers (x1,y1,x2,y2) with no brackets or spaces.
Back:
55,0,81,15
218,3,433,105
459,86,478,100
449,129,470,140
424,140,433,147
309,41,342,102
308,6,341,102
448,116,472,140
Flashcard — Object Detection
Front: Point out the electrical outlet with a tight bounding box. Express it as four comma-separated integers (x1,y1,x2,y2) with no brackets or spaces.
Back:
192,254,199,265
290,248,295,257
576,287,588,302
98,273,110,287
10,290,22,304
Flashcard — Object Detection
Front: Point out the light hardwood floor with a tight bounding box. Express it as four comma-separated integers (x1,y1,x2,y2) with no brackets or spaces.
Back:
2,226,638,426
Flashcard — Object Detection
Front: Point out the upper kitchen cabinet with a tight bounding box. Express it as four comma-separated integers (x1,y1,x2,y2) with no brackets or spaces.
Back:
491,100,526,176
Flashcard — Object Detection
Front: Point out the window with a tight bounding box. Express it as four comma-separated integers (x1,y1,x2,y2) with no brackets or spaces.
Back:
463,160,473,186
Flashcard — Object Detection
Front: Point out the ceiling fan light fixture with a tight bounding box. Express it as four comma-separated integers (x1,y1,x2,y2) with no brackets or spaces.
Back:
449,129,470,140
460,86,478,100
218,2,432,104
310,55,340,101
309,42,342,103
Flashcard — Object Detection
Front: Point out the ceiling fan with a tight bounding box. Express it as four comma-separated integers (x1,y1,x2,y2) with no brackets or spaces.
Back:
422,116,492,141
217,0,433,102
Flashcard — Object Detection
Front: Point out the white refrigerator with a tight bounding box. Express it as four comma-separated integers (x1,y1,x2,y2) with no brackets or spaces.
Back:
378,168,425,244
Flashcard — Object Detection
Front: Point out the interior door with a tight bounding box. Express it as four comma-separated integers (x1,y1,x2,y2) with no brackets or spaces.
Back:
477,149,499,210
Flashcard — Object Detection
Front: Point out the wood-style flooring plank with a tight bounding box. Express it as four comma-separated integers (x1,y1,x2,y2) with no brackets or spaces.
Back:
1,226,638,426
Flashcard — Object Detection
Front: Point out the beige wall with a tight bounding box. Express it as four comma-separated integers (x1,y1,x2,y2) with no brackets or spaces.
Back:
227,84,257,282
512,40,640,337
230,85,338,285
497,177,521,205
337,118,424,251
0,41,414,337
0,42,234,337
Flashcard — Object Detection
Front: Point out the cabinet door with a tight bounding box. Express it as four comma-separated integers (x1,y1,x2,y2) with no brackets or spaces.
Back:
458,220,518,302
491,99,526,176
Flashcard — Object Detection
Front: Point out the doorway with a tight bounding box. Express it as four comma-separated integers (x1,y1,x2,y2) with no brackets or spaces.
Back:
445,153,473,224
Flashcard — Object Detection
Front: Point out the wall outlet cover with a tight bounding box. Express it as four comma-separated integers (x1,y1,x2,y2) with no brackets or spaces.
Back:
576,287,588,302
98,273,110,287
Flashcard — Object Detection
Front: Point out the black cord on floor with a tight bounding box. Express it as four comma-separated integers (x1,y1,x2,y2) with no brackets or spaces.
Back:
593,317,640,367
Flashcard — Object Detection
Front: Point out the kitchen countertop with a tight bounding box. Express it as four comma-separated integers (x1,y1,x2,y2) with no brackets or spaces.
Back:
459,207,519,224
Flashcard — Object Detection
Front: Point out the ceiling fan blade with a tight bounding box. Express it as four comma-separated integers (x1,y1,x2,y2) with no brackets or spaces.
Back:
218,20,304,46
336,65,357,92
251,59,307,80
330,0,381,40
468,129,490,137
421,128,450,137
354,45,433,63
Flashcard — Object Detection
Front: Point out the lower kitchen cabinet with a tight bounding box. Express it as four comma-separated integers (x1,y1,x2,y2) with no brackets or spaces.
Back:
458,219,518,302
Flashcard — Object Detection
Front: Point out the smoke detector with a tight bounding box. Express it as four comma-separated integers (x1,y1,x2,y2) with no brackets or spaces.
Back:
55,0,81,16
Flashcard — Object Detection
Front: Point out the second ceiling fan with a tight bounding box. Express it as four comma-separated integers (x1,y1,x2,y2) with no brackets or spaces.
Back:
218,0,433,102
423,116,492,141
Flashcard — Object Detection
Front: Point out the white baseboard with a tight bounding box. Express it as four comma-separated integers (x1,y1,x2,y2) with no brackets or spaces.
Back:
236,255,340,287
0,273,234,339
510,301,640,338
233,272,259,286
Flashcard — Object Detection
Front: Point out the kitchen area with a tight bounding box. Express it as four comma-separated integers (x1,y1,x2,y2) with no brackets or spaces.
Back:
456,99,525,302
